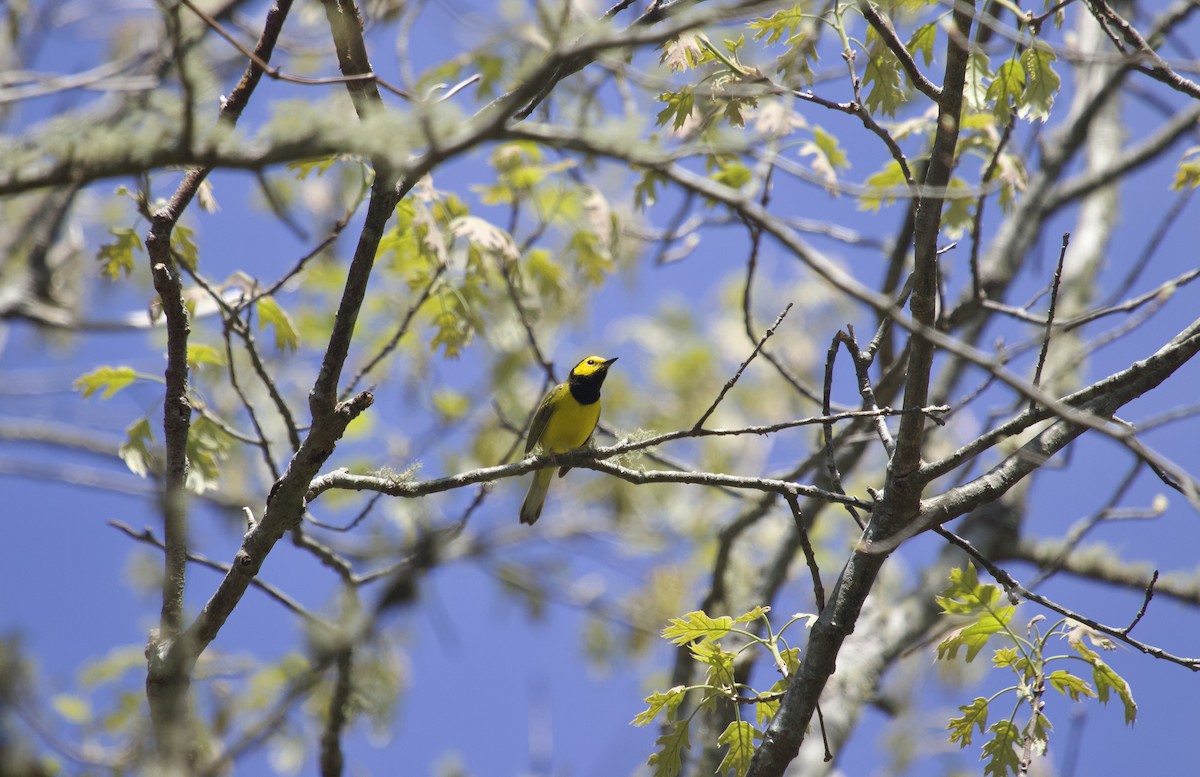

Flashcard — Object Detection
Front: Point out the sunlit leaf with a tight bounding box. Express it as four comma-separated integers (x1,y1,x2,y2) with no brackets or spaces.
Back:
908,23,937,67
257,295,299,352
51,694,91,725
663,611,734,644
690,641,736,690
632,686,687,726
74,366,141,399
948,696,988,748
120,416,155,478
1018,47,1060,122
981,720,1021,777
647,718,690,777
749,5,807,45
734,605,769,624
97,227,142,280
862,27,905,116
987,57,1025,123
715,720,759,777
1172,146,1200,190
171,223,200,270
187,343,226,370
1048,669,1096,702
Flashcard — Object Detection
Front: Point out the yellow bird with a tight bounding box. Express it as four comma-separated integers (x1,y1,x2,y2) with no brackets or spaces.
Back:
519,355,618,525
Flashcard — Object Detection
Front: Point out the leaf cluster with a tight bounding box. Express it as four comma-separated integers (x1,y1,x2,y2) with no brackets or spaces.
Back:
633,607,815,777
938,566,1138,777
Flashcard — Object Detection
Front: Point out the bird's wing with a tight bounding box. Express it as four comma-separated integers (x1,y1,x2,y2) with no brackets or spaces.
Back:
525,383,564,454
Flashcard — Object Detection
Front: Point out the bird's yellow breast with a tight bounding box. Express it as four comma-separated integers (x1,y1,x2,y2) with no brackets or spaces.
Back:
539,391,601,453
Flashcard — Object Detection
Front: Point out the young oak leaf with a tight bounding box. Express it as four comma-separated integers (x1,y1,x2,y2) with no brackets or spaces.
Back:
662,611,734,645
716,720,759,777
256,295,299,352
96,227,142,279
632,686,687,727
74,366,141,399
647,718,691,777
981,720,1021,777
690,641,736,691
1047,669,1095,702
948,696,988,747
1065,623,1138,723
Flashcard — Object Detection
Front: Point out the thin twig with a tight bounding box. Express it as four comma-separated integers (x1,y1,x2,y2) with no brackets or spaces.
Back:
821,331,864,529
695,304,793,430
1119,570,1159,635
109,520,319,623
341,263,447,399
785,493,825,612
1030,234,1070,406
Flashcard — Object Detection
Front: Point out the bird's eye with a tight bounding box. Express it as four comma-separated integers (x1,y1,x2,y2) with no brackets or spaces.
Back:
586,359,595,365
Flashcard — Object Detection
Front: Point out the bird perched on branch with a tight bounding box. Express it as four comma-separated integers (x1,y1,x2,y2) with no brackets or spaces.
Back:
520,355,617,525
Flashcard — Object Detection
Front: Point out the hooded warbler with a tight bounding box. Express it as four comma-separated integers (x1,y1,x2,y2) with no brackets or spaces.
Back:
519,355,617,525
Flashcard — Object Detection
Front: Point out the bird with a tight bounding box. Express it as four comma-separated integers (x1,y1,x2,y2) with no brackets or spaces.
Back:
519,355,617,525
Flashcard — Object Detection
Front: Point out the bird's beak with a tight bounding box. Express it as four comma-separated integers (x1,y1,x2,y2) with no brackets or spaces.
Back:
602,357,618,367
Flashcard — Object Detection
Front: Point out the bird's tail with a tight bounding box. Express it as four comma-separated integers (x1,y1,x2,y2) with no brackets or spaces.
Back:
520,468,553,525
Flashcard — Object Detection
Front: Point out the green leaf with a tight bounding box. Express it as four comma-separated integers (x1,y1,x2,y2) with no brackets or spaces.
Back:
935,564,1002,615
663,611,734,644
777,646,801,675
750,6,807,46
690,641,736,691
1172,146,1200,190
186,416,232,493
908,23,937,67
981,720,1021,777
963,52,992,113
287,156,339,179
801,126,849,190
734,605,769,624
568,230,614,285
1048,669,1095,701
647,718,691,777
948,696,988,748
987,57,1025,123
1067,630,1137,723
935,565,1014,662
941,178,974,237
1093,657,1138,724
51,694,92,725
936,604,1015,662
256,295,299,352
96,227,142,280
712,160,752,190
74,366,140,399
657,87,696,130
858,159,908,211
186,343,225,370
428,290,474,358
756,678,787,727
715,720,759,777
120,417,155,478
431,389,471,422
1018,47,1060,122
81,646,145,686
171,223,200,270
635,168,668,209
632,686,688,726
862,27,905,116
